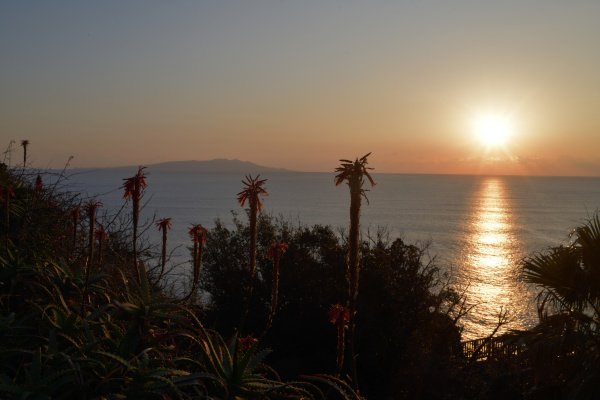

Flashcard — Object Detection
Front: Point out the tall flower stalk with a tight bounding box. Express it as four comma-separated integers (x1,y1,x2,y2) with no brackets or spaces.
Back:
261,241,288,338
155,217,172,282
21,140,29,166
122,166,148,284
184,223,207,301
69,206,80,259
35,175,43,194
237,174,268,332
334,152,375,390
95,228,107,264
329,303,350,377
1,185,15,251
83,200,102,303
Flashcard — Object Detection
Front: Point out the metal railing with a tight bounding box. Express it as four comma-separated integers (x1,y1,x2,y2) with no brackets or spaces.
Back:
461,336,523,361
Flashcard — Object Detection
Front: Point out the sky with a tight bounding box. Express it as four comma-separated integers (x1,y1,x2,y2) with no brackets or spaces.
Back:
1,1,599,176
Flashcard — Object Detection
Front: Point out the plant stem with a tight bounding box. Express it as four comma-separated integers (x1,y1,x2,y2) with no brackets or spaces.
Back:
132,195,141,283
71,210,78,260
83,206,96,307
260,254,280,340
346,176,361,391
4,194,9,252
239,202,258,333
336,322,345,376
160,228,167,280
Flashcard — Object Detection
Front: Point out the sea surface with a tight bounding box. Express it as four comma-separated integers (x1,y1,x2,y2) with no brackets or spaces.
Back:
60,169,600,340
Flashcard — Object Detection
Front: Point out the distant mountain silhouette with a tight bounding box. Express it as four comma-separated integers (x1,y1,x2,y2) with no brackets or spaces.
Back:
81,159,293,173
147,159,291,172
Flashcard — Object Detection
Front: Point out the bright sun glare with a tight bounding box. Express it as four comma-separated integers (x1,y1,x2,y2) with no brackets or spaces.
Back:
472,113,513,147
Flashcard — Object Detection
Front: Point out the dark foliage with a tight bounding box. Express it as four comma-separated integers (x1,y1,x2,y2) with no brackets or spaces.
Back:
0,163,361,399
504,213,600,399
200,213,481,399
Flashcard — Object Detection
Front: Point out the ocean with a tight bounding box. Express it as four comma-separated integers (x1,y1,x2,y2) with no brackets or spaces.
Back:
61,168,600,340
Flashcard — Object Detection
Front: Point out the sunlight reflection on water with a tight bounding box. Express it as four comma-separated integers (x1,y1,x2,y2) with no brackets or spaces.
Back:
459,177,537,340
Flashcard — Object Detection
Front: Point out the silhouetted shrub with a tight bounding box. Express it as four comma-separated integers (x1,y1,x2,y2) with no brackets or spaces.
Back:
200,213,477,399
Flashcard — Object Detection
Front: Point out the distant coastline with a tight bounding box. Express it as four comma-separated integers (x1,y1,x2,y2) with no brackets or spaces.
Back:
71,159,295,173
65,159,600,178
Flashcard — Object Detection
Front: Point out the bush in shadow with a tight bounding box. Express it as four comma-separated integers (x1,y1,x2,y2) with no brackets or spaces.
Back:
200,213,480,399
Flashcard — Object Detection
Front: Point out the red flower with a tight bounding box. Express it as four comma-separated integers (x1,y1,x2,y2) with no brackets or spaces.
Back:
94,228,107,241
156,217,172,231
122,167,148,199
69,206,80,221
266,241,288,260
121,166,147,284
188,224,207,244
328,303,350,325
334,152,376,194
21,140,29,147
238,335,257,352
237,175,268,212
0,185,15,206
84,200,103,215
35,175,42,192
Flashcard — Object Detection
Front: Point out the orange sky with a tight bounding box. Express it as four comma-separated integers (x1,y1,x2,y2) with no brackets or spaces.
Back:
2,2,599,176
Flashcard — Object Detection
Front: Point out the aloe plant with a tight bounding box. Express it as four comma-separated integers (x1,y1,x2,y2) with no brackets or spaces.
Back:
155,217,172,283
1,185,14,251
262,240,288,339
334,152,375,390
82,200,102,304
237,175,268,333
68,206,79,260
300,374,366,400
122,166,148,284
95,228,107,264
184,224,207,302
328,303,350,377
20,140,29,167
0,348,76,399
176,331,304,399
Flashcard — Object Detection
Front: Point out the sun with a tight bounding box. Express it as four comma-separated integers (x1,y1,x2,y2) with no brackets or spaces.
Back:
472,112,513,147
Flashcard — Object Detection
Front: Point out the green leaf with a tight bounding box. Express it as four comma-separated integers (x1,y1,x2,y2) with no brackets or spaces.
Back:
94,351,132,370
139,264,151,304
31,347,42,383
246,348,271,373
117,325,140,358
47,329,58,355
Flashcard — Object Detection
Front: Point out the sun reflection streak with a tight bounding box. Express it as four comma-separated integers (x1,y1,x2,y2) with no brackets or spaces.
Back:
459,177,528,339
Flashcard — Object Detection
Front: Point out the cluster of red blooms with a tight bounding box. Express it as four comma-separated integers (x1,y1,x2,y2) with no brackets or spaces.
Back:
334,152,376,188
69,207,79,222
237,335,258,352
329,302,351,376
84,200,103,215
35,175,43,193
266,241,288,261
237,175,268,212
0,185,14,206
328,303,351,326
94,228,107,241
188,224,208,243
156,217,172,231
122,167,148,200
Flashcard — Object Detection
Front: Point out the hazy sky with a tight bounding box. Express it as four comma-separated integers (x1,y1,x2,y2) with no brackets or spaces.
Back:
2,1,599,176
